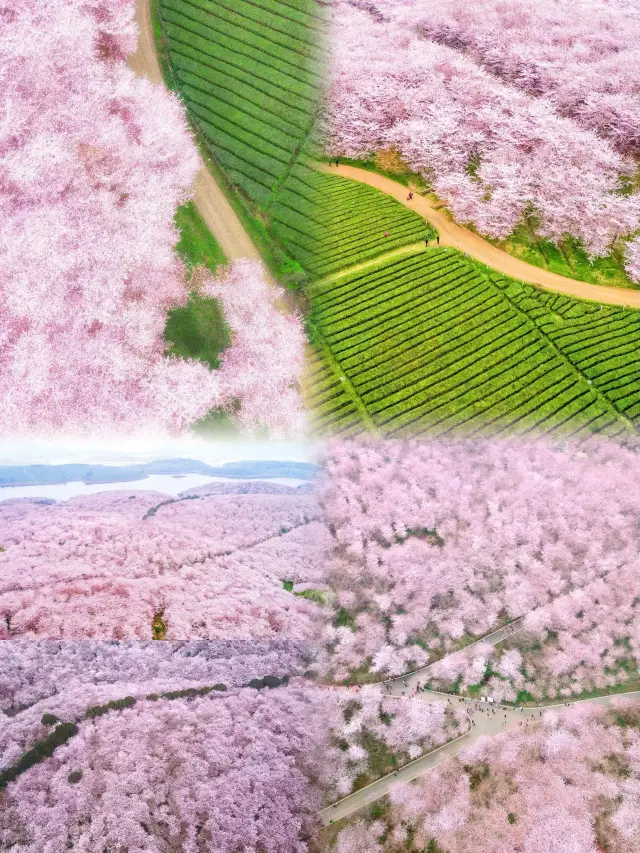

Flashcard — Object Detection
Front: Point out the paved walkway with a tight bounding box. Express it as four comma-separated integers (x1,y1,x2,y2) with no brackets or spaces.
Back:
128,0,268,269
320,687,640,824
320,616,639,824
317,164,640,308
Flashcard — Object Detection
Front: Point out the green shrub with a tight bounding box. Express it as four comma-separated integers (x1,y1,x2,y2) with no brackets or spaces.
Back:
0,723,79,790
85,696,136,719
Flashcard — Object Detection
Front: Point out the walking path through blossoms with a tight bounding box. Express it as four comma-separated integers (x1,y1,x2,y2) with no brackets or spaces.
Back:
320,617,640,824
317,164,640,308
128,0,267,270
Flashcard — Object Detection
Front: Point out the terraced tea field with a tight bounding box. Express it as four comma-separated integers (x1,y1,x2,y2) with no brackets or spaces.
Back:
270,171,432,278
306,222,640,439
156,0,324,273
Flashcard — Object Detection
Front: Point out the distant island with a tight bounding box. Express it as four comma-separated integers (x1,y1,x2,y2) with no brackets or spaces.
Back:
0,459,320,488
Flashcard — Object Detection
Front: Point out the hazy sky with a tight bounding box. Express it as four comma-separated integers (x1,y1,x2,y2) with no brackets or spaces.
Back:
0,437,318,467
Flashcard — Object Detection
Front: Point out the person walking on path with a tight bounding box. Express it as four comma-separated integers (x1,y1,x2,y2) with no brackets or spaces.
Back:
436,235,440,244
425,236,429,247
407,190,414,200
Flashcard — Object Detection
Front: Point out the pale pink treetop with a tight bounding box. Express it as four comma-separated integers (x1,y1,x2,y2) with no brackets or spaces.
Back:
0,484,328,640
203,259,306,438
380,0,640,155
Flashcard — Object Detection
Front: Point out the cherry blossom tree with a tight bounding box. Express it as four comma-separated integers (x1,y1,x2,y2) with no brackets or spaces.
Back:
0,682,329,853
385,0,640,155
0,639,313,773
337,701,640,853
0,2,305,437
327,1,640,278
203,260,306,438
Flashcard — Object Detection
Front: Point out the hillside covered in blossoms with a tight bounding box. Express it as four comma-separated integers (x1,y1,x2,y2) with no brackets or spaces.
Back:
0,0,305,439
326,0,640,282
0,641,329,853
321,438,640,701
330,701,640,853
0,481,331,640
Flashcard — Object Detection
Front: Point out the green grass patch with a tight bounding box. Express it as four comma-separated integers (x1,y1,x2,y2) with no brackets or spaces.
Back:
486,227,638,292
334,607,357,631
294,588,327,605
164,201,230,387
174,200,227,273
164,293,230,370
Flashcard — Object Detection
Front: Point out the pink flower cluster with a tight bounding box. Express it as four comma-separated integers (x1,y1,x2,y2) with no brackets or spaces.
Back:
322,439,640,698
392,0,640,155
336,701,640,853
0,683,327,853
0,484,330,640
0,639,308,769
327,1,640,275
0,2,305,437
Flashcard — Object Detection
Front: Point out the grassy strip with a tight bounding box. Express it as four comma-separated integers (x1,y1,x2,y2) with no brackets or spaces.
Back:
174,201,227,273
1,676,293,790
165,294,230,370
0,722,78,790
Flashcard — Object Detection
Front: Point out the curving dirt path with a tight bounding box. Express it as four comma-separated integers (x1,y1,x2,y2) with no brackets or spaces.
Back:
128,0,268,269
317,164,640,309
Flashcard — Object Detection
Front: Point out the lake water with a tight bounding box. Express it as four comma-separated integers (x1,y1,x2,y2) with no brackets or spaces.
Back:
0,474,308,503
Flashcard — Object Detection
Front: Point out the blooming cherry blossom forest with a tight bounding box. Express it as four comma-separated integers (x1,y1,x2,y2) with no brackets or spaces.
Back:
0,641,329,853
0,0,305,437
1,0,639,849
321,439,640,700
0,481,330,640
333,701,640,853
327,0,640,279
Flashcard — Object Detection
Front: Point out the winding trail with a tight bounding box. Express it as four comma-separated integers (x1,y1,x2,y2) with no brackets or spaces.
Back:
321,688,640,824
320,617,640,824
128,0,267,269
317,164,640,309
